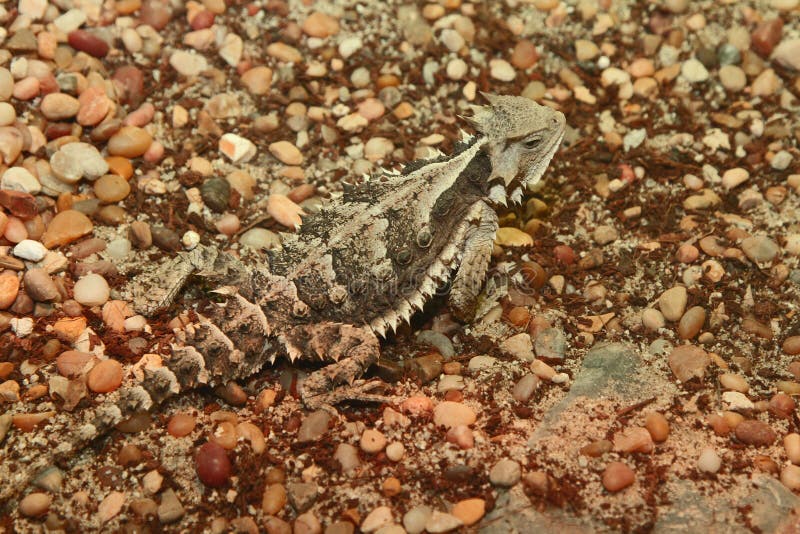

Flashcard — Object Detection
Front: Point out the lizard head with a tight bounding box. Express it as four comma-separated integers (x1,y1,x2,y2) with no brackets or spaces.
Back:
467,93,566,204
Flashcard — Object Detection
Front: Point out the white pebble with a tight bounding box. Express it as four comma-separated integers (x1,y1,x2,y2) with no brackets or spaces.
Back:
73,273,110,307
182,230,200,250
697,447,721,473
13,239,48,261
106,238,132,259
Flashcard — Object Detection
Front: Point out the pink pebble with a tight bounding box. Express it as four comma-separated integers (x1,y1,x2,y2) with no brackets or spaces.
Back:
13,77,40,101
553,244,576,265
4,216,29,243
123,103,155,127
446,425,474,449
39,74,59,95
215,213,241,236
357,98,385,121
618,164,635,183
400,395,433,415
143,140,164,163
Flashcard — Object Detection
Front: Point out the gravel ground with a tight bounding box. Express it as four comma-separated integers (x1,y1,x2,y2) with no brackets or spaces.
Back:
1,0,800,532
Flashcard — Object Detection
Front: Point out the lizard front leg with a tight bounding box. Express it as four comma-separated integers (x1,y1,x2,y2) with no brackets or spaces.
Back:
281,323,389,409
448,201,499,322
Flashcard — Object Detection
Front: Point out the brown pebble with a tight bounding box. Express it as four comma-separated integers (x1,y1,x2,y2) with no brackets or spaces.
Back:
677,306,706,339
602,462,635,492
783,336,800,355
118,443,143,466
68,30,109,58
644,412,669,442
511,40,539,69
19,492,52,517
87,359,123,393
167,413,196,437
580,439,613,457
94,174,131,203
769,393,796,418
735,419,776,446
107,126,152,158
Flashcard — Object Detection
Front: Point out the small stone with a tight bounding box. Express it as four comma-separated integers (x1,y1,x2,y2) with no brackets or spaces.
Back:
644,412,670,442
722,168,749,190
751,69,781,96
41,93,80,120
772,39,800,71
781,465,800,491
219,133,256,163
512,374,540,402
68,30,109,58
677,306,706,339
489,59,516,82
642,308,665,330
658,286,687,321
751,19,783,57
425,511,463,533
94,174,131,203
668,344,710,382
489,459,521,487
771,151,793,171
433,401,476,428
267,42,303,63
51,143,109,184
511,40,539,69
614,427,654,453
446,59,468,80
13,239,47,261
742,236,779,263
19,492,51,517
267,194,305,228
451,499,485,527
73,273,110,307
360,428,387,454
386,442,405,462
297,410,331,442
157,489,185,524
338,36,363,58
361,506,392,533
735,420,776,446
269,141,303,165
170,50,208,76
403,506,433,534
303,12,339,38
575,39,600,61
239,228,279,250
108,126,152,158
440,29,465,52
287,482,318,513
500,333,534,361
681,59,709,83
241,66,272,95
196,442,231,487
87,359,123,393
593,225,618,245
719,65,746,91
2,167,40,195
23,268,59,302
697,448,721,473
0,271,20,310
98,491,126,522
602,462,635,492
334,443,360,473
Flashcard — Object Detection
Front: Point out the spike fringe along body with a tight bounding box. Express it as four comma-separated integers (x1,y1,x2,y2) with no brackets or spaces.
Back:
0,95,565,504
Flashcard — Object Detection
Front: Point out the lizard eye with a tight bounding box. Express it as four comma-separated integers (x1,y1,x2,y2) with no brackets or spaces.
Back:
416,228,432,248
395,248,413,265
523,137,541,149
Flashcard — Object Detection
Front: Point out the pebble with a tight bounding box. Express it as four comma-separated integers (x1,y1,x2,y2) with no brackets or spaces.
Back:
446,59,468,80
94,174,131,203
735,420,776,446
697,448,722,474
23,268,59,302
297,410,331,442
511,40,538,69
241,66,272,95
489,59,516,82
593,225,618,245
668,344,710,382
267,42,303,63
2,167,41,195
68,30,109,58
108,126,152,158
451,498,485,527
0,102,14,126
722,168,749,190
784,336,800,355
575,40,600,61
614,426,654,453
51,142,109,184
658,285,687,321
677,306,706,339
644,412,670,442
73,273,110,307
489,459,521,487
425,511,463,533
334,443,360,473
0,271,20,309
772,39,800,71
681,59,709,83
741,236,779,263
41,92,80,120
602,462,635,492
170,50,208,76
751,69,781,96
19,492,51,517
361,506,392,533
196,442,231,487
262,483,287,515
269,141,303,165
157,489,185,524
781,465,800,491
167,413,196,437
512,374,540,402
99,491,125,523
500,332,534,361
12,240,47,262
219,133,256,163
719,65,746,91
433,401,476,428
87,359,123,393
339,36,363,58
771,151,793,171
303,12,340,38
785,433,800,464
385,442,405,462
360,428,387,453
751,19,783,57
404,506,433,534
239,228,279,250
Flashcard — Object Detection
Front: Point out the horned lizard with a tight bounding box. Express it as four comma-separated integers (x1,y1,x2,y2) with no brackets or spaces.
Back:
1,94,565,504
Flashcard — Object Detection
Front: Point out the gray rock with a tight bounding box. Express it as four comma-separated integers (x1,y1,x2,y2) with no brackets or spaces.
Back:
489,459,521,487
297,410,331,443
568,342,640,398
416,330,455,358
